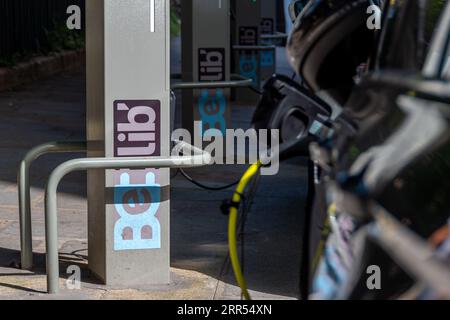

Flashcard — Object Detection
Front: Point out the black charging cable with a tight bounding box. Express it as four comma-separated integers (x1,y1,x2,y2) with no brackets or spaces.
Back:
179,168,240,191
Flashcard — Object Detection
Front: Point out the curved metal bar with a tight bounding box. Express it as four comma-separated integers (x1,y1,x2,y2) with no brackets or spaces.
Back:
232,45,276,51
45,142,212,294
18,141,87,270
171,74,253,90
260,32,288,40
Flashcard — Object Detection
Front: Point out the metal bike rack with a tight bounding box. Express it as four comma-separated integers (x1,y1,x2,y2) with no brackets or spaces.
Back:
44,141,212,294
18,141,87,270
232,45,277,51
172,73,253,145
260,32,288,41
171,74,253,91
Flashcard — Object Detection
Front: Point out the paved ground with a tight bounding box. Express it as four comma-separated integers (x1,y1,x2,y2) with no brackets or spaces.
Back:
0,40,308,300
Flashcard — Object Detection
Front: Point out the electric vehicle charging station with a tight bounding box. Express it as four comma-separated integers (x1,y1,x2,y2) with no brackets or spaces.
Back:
259,0,282,84
85,0,171,286
181,0,231,136
261,0,277,38
232,0,262,103
2,0,449,302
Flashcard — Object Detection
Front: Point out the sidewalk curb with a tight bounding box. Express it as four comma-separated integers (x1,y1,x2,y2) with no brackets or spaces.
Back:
0,49,85,92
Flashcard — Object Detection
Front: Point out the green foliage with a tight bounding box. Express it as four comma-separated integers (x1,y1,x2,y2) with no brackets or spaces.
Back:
0,52,28,68
45,22,85,52
0,57,13,68
170,8,181,37
0,22,85,68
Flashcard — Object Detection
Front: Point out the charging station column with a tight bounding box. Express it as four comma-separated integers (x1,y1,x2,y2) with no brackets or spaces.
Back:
86,0,171,286
181,0,231,137
261,0,277,37
232,0,261,104
260,0,278,83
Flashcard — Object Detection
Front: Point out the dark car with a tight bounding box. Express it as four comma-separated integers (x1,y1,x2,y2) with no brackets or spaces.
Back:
310,0,450,300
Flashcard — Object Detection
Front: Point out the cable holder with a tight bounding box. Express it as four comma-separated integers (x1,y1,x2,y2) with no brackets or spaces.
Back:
221,192,246,216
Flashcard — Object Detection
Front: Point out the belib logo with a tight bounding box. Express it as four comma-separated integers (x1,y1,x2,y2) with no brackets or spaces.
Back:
114,100,161,157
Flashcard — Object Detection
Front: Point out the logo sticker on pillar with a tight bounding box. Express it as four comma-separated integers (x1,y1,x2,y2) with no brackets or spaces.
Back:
197,48,227,136
239,54,258,86
197,89,227,136
113,100,162,251
239,27,258,46
261,18,274,36
114,100,161,157
113,169,162,251
260,19,275,70
198,48,225,82
261,50,274,68
238,27,259,87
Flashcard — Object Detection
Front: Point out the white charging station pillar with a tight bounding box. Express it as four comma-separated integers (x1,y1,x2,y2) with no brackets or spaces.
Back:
86,0,171,286
181,0,231,137
261,0,277,36
232,0,262,104
260,0,278,82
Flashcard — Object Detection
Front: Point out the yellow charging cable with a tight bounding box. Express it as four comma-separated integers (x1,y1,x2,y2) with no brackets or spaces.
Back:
228,161,263,300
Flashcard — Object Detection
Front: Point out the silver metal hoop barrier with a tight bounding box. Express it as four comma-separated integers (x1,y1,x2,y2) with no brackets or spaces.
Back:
44,141,212,294
171,74,253,90
18,142,87,270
